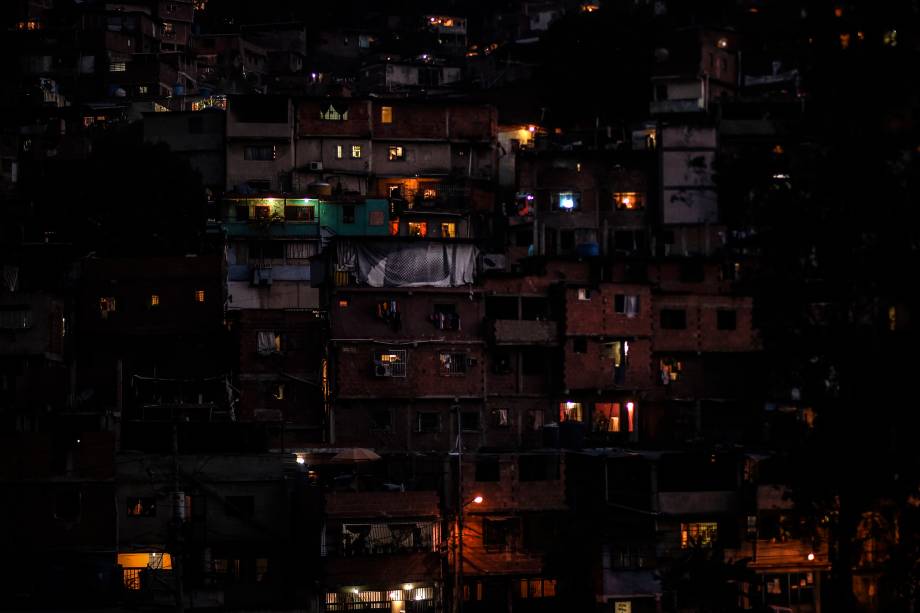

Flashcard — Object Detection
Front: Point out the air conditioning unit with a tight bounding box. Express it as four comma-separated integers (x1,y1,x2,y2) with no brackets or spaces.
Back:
309,161,323,171
480,253,506,272
252,267,273,287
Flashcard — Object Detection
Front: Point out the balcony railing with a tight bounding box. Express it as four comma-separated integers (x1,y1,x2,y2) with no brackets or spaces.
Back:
490,319,558,345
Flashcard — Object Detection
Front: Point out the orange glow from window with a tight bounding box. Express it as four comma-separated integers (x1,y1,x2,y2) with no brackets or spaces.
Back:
408,222,427,237
390,220,400,236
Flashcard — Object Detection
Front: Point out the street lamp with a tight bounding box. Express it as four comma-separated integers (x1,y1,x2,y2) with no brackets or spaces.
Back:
456,494,483,613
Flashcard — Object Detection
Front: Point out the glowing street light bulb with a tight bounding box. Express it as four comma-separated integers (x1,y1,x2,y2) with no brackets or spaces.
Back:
295,456,305,465
807,552,815,561
473,495,483,504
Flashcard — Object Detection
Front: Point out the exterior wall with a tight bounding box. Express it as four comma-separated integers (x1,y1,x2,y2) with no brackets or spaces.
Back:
564,284,653,337
652,295,757,353
143,110,225,188
117,453,290,548
228,281,320,310
334,343,484,399
660,125,719,225
564,337,653,391
460,452,566,577
234,309,325,429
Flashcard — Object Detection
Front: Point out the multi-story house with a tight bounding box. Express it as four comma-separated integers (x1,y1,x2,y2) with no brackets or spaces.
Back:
320,490,442,612
225,95,293,193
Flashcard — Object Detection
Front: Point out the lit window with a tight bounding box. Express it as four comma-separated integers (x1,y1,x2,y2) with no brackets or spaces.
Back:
614,294,640,317
381,106,393,123
272,383,285,400
883,30,898,47
150,294,160,307
126,497,157,517
338,298,349,308
594,402,622,432
389,220,400,236
99,297,117,319
388,145,405,161
559,401,583,423
681,522,719,548
423,188,438,200
351,145,362,158
138,85,148,94
553,191,579,211
110,62,127,72
577,288,591,301
336,145,343,159
439,352,468,376
195,290,205,303
613,192,644,211
408,222,427,237
440,222,456,238
374,349,407,377
659,358,683,384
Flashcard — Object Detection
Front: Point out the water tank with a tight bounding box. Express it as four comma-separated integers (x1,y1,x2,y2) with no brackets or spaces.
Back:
307,182,332,197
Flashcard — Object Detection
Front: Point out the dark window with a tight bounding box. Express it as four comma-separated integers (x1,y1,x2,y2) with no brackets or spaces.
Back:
522,514,559,551
370,409,391,431
126,497,156,517
515,228,533,247
680,260,705,283
235,204,250,220
519,455,560,481
433,303,460,330
188,116,203,134
460,411,480,431
342,205,355,224
573,337,587,354
483,517,519,550
560,230,575,251
717,309,737,330
226,496,255,518
475,457,500,482
521,349,544,376
485,296,518,319
246,179,271,193
417,412,439,433
521,297,549,320
54,490,81,521
491,408,511,427
660,309,687,330
492,351,513,375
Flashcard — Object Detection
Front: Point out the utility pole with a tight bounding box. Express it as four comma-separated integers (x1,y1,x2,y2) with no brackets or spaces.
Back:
171,420,185,613
454,405,464,613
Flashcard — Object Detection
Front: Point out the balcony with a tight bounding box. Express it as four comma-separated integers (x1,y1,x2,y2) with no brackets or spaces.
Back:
657,490,737,515
490,319,558,345
649,98,706,115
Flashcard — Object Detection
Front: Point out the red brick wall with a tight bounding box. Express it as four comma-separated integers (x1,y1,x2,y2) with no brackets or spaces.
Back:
330,289,484,342
298,99,371,137
653,295,758,352
565,283,653,337
447,105,497,141
564,337,653,391
372,102,447,140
